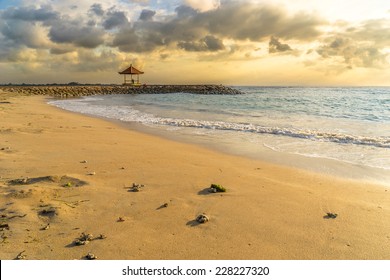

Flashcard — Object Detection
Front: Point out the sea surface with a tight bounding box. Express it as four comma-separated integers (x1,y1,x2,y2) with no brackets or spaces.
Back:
49,87,390,183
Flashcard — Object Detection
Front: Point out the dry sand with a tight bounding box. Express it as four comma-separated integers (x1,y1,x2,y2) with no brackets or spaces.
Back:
0,92,389,260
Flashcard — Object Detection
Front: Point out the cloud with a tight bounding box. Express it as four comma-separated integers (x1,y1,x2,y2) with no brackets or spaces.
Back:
175,5,197,18
1,2,325,56
349,19,390,48
0,3,101,50
2,5,58,23
1,0,389,84
89,3,104,16
317,36,388,68
73,49,124,72
103,10,129,29
0,5,54,50
269,36,292,53
112,24,166,52
184,0,220,12
315,19,390,69
178,35,224,52
49,20,105,48
139,9,156,21
49,46,74,55
191,3,325,42
110,2,324,54
1,21,47,48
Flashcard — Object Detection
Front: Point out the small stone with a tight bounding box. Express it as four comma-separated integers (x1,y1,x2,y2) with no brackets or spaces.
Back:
63,182,72,188
74,232,93,245
16,251,26,260
98,234,107,239
325,212,338,219
80,232,93,241
208,187,217,193
117,217,125,222
87,171,96,176
75,239,89,246
130,183,144,192
85,252,97,260
196,213,209,224
209,184,226,193
80,160,87,163
41,224,50,230
162,203,168,208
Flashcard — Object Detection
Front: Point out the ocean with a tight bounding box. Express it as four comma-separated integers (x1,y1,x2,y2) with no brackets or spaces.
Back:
48,86,390,184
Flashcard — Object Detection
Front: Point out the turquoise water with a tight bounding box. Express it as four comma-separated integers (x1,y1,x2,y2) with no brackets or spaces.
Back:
49,87,390,180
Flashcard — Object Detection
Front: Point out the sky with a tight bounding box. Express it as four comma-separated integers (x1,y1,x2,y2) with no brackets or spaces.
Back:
0,0,389,86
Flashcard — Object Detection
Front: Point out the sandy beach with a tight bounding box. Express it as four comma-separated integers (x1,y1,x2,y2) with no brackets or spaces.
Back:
0,92,389,260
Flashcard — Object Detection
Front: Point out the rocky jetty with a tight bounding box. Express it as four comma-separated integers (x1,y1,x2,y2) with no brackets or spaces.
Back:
0,84,243,98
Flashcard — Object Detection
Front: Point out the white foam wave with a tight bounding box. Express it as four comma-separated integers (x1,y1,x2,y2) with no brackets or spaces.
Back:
49,98,390,149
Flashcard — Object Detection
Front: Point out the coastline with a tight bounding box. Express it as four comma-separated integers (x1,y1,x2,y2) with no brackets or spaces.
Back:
115,118,390,186
1,93,389,260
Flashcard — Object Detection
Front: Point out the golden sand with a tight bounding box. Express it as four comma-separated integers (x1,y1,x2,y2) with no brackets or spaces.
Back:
0,93,389,260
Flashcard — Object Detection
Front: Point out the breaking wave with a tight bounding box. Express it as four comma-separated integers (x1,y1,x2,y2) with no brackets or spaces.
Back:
49,99,390,149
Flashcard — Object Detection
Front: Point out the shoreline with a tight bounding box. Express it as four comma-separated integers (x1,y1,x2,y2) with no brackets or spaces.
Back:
1,93,390,260
114,118,390,187
47,93,390,187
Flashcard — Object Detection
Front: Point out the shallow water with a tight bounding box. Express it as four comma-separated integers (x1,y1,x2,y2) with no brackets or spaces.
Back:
49,86,390,184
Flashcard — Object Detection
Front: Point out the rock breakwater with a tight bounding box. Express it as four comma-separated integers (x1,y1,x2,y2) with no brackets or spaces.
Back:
0,84,243,98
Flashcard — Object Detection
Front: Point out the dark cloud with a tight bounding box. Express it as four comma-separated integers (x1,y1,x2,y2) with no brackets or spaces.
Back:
111,2,324,53
0,20,48,49
349,19,390,48
178,35,224,52
112,25,166,52
103,10,128,29
49,21,105,48
139,9,156,21
87,19,97,26
0,6,56,59
73,49,122,72
0,2,325,56
2,5,58,23
317,36,387,68
175,5,197,18
269,36,292,53
192,3,324,41
49,46,74,55
89,3,104,16
314,18,390,68
204,35,224,51
1,0,388,71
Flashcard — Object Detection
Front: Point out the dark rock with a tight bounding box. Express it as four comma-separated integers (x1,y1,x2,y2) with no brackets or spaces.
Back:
0,85,244,97
196,213,209,223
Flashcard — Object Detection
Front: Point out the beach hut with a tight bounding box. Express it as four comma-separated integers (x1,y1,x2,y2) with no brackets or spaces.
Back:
118,64,144,85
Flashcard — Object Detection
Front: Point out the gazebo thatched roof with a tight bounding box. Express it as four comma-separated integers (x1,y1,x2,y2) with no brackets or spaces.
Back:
118,64,144,75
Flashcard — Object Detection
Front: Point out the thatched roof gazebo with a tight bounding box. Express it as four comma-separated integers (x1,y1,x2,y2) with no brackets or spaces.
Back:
118,64,144,85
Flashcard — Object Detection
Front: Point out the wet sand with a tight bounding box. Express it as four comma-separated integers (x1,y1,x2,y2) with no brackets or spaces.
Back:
0,92,389,260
